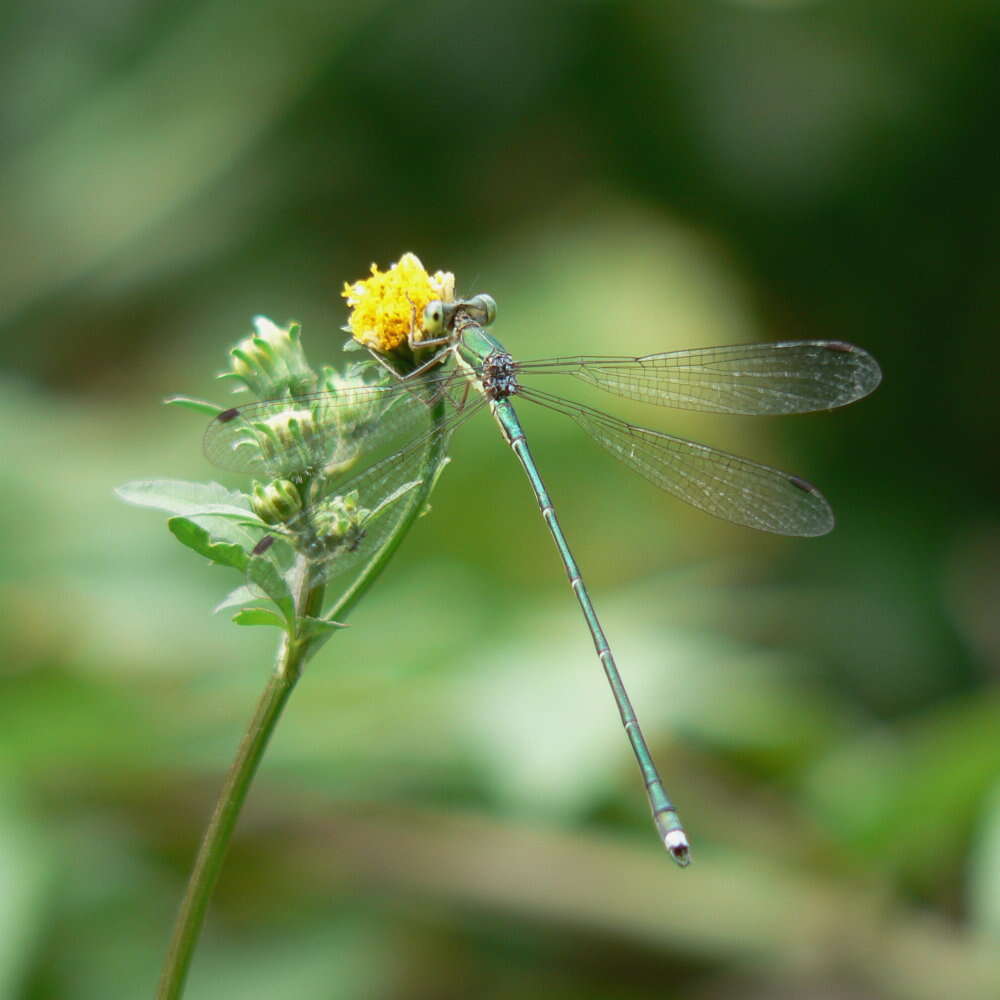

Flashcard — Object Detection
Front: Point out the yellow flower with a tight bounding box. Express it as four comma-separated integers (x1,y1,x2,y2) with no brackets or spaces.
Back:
342,252,455,351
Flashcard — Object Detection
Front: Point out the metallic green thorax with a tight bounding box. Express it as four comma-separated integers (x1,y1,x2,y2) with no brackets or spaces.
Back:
455,320,502,372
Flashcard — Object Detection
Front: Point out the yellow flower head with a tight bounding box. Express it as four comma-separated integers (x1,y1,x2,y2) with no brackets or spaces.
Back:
342,252,455,351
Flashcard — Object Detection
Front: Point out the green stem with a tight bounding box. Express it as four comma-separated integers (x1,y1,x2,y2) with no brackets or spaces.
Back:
156,383,448,999
327,390,448,623
157,571,322,1000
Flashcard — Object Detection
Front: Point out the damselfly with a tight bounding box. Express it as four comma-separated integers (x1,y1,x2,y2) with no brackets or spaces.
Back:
205,290,881,864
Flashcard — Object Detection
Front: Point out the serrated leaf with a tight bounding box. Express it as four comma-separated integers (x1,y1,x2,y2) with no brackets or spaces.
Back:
168,517,248,571
116,480,251,518
232,608,289,629
246,555,295,626
164,395,223,416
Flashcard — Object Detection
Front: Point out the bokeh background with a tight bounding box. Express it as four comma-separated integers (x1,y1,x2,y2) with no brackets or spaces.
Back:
3,2,1000,997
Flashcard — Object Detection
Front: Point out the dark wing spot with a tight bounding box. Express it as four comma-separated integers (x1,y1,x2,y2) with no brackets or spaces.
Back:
218,407,240,423
822,341,854,354
252,535,275,556
788,474,820,495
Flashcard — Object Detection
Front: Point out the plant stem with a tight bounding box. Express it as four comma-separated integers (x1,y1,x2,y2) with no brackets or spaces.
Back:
156,574,321,1000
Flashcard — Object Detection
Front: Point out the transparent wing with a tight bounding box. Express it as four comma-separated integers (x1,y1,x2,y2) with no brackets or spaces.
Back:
519,387,833,536
203,370,462,481
253,396,486,588
516,341,881,416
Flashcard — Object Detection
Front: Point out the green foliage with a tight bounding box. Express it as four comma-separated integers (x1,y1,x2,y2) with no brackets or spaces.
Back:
118,478,281,626
230,608,288,628
114,480,252,519
167,517,251,573
244,554,295,628
164,396,224,417
115,317,440,655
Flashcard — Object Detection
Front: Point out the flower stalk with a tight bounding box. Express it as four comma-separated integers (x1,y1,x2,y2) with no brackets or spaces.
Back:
155,618,309,1000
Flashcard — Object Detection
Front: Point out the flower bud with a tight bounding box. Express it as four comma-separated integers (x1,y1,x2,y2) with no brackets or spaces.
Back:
225,316,316,397
307,491,371,558
250,479,303,525
253,408,318,462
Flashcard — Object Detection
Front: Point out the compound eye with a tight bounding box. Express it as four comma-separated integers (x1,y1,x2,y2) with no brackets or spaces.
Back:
468,294,497,326
422,300,445,335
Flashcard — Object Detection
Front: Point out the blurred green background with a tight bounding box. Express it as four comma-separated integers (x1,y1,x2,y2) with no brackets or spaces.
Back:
3,1,1000,997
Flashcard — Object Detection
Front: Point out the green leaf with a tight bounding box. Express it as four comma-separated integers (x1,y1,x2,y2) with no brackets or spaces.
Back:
232,608,289,629
293,615,349,660
163,395,223,416
246,555,295,626
298,616,349,641
116,480,251,518
213,585,260,614
184,512,267,551
168,517,248,572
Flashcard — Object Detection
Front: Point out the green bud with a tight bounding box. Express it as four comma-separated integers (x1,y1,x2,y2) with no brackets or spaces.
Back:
250,479,303,525
307,491,371,557
252,408,318,462
225,316,316,398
